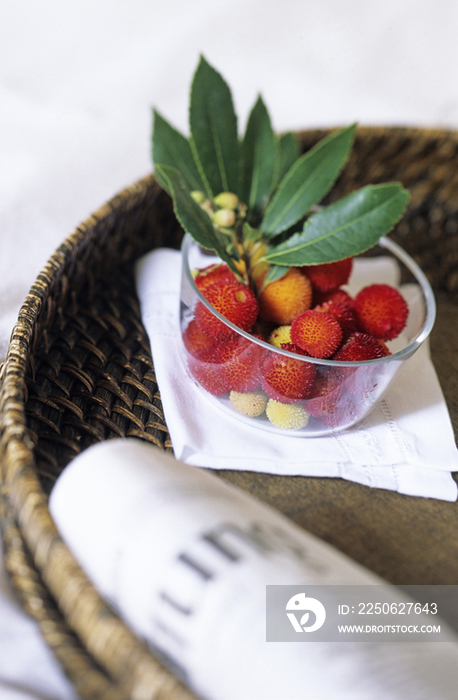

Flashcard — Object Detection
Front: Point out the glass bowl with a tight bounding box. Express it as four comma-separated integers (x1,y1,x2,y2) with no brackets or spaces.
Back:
179,233,436,437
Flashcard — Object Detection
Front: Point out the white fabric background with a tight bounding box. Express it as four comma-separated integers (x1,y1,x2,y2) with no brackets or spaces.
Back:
1,1,458,697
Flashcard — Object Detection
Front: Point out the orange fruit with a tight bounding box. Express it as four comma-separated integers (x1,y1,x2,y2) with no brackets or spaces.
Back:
258,268,312,325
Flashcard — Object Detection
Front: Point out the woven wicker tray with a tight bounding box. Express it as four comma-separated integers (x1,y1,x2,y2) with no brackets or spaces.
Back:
1,126,458,700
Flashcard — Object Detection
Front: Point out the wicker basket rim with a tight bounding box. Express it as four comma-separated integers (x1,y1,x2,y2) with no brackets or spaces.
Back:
1,123,458,700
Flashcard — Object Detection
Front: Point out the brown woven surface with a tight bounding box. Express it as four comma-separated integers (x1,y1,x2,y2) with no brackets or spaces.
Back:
1,126,458,699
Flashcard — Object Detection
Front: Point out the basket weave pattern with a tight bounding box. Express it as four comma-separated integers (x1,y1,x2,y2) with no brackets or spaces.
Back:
1,127,458,699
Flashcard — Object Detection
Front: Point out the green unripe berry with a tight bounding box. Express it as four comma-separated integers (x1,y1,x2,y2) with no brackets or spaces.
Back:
200,199,213,214
214,192,239,210
190,190,206,204
213,208,236,227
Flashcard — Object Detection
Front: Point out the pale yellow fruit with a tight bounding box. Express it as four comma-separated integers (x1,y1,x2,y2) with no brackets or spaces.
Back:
230,390,267,417
268,325,292,348
266,399,309,430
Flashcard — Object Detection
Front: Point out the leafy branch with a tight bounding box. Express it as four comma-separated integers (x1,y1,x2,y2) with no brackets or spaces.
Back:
152,55,409,287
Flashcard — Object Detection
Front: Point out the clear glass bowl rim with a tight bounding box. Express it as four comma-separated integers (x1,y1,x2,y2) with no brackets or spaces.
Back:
181,233,437,368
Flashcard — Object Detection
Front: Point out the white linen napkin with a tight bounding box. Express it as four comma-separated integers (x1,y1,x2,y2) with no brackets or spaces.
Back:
135,248,458,502
49,439,458,700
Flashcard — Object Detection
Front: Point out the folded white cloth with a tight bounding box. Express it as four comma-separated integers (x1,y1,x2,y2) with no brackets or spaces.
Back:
135,248,458,502
49,439,458,700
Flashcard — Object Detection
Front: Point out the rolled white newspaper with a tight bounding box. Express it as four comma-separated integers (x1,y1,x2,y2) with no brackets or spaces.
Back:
49,438,458,700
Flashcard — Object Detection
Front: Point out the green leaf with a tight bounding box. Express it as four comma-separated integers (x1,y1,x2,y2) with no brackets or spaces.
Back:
264,183,410,266
273,132,300,188
240,95,276,221
156,164,240,276
189,55,240,197
261,123,357,237
152,110,206,195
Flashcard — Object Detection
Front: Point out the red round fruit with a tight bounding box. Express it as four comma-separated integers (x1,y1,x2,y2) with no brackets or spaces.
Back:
182,320,218,359
302,258,353,293
194,264,236,292
353,284,408,341
261,346,316,403
187,354,228,396
313,288,353,308
305,369,347,427
314,301,359,342
333,332,390,362
290,309,343,359
332,332,390,391
194,279,258,340
219,336,265,393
